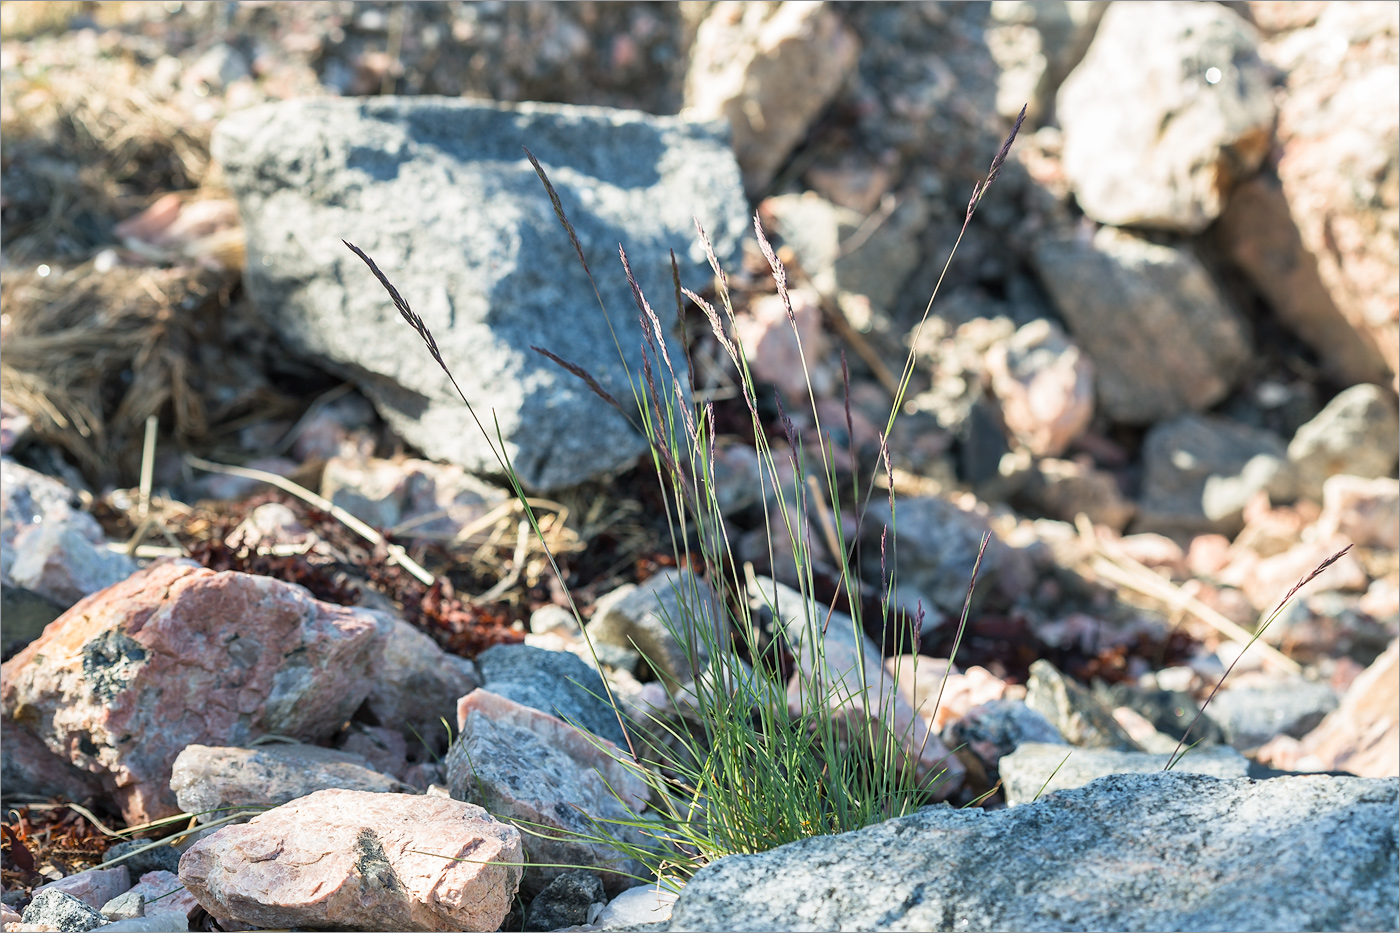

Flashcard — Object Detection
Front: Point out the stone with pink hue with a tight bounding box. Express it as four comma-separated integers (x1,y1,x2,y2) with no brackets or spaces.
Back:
319,454,506,541
986,319,1094,458
754,576,965,797
1293,639,1398,778
0,560,393,824
124,871,200,920
338,723,411,779
732,287,833,400
1267,1,1400,383
33,866,130,911
1187,534,1233,579
0,903,19,926
1316,475,1400,551
1,711,103,802
1222,535,1369,613
454,689,649,813
170,743,414,821
685,1,861,198
179,790,521,932
1114,533,1187,579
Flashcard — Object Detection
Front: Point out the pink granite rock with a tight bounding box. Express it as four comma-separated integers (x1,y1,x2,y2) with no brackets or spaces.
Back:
1,712,103,803
179,790,521,932
0,560,393,824
124,870,200,919
33,866,130,911
986,319,1094,458
0,903,20,926
364,617,480,759
1316,475,1399,550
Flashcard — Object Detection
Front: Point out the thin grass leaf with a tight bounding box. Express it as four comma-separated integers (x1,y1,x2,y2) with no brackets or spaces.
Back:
529,345,639,430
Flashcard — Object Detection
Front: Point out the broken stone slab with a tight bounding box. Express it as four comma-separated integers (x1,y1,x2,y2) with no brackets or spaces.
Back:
455,688,649,814
666,773,1399,932
179,789,521,933
213,97,747,492
169,743,416,821
585,570,720,688
999,741,1250,805
0,560,393,824
446,701,647,898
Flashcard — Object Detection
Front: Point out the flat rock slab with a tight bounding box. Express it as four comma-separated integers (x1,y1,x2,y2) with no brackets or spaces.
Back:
179,789,522,933
666,773,1399,932
212,97,747,492
0,560,393,823
170,743,415,819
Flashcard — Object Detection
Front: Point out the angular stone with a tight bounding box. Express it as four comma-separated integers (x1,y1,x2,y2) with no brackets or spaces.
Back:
1288,385,1400,502
684,1,860,197
585,570,720,688
319,454,506,540
1057,1,1275,232
525,870,605,932
179,790,521,932
1269,1,1400,382
1019,457,1135,532
1208,677,1339,749
99,890,145,921
1213,174,1391,386
170,743,415,821
33,866,130,912
1000,741,1249,805
1025,659,1142,751
454,689,648,813
942,699,1066,796
667,773,1399,932
213,97,746,492
101,840,181,879
122,871,198,922
446,703,645,897
20,889,106,933
1034,228,1251,425
985,318,1094,458
364,617,480,758
860,495,1003,617
1295,639,1399,778
0,560,393,823
1,710,103,803
1136,413,1294,538
475,643,627,746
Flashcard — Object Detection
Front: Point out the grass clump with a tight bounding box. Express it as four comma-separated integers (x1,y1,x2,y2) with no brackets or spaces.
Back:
347,106,1027,888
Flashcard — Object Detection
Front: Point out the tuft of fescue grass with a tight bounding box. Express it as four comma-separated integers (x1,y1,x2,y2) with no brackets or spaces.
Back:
346,106,1027,886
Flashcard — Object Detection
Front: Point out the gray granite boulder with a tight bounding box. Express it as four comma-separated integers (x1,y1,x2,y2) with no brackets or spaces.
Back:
475,643,627,746
213,98,747,491
1288,384,1400,502
666,773,1399,932
585,570,721,687
999,741,1249,805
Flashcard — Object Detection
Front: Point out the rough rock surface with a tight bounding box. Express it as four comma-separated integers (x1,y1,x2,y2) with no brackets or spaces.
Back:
169,743,415,820
1136,413,1295,538
666,773,1400,932
1019,457,1136,531
0,458,136,608
475,643,628,746
179,789,521,933
942,699,1065,794
446,704,645,897
364,616,480,757
1287,384,1400,502
1057,1,1275,232
20,889,107,933
1214,174,1391,386
684,1,860,198
526,870,606,932
1268,1,1400,382
1024,659,1142,751
999,741,1249,805
0,560,393,823
585,570,720,687
1033,228,1251,425
1292,639,1399,777
1,710,104,803
32,866,130,912
213,97,746,492
1208,677,1339,749
122,871,200,922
